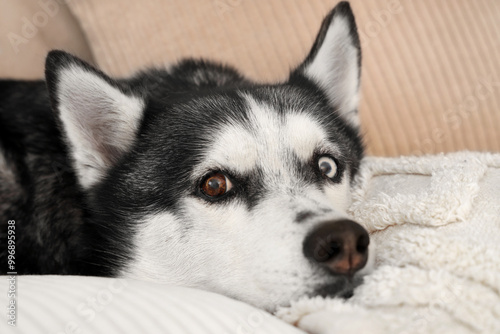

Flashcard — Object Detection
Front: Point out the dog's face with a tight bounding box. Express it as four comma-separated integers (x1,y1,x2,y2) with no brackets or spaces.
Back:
45,2,371,310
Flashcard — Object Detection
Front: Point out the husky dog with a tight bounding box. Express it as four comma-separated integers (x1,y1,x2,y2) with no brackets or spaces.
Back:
0,2,372,311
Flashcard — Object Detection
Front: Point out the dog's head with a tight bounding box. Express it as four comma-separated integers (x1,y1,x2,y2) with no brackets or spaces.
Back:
45,2,372,311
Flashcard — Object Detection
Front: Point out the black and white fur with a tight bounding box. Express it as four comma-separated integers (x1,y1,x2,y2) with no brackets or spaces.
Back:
0,2,371,311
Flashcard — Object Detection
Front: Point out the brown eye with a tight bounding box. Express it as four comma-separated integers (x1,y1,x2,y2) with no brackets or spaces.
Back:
201,173,233,198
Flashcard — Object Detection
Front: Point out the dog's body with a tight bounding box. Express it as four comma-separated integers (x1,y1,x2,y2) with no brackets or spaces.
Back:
0,2,372,310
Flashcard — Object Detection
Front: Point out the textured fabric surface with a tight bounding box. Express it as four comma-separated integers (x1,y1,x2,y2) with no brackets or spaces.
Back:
0,275,305,334
0,0,94,79
66,0,500,156
276,151,500,334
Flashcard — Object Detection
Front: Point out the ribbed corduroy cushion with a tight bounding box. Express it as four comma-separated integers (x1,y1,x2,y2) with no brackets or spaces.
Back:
67,0,500,156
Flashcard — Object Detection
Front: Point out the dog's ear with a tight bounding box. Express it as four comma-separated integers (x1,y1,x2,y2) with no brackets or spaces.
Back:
291,2,361,127
45,50,145,189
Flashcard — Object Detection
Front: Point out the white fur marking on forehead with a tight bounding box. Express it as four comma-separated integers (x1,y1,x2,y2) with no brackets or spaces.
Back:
195,96,282,178
244,96,284,171
285,113,328,161
196,95,337,180
245,96,335,164
195,124,259,176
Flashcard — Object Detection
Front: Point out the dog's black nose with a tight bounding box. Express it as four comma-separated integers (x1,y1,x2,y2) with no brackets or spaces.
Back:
303,219,369,276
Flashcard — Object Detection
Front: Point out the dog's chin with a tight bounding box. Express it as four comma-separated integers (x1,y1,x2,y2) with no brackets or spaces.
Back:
310,275,365,300
259,278,361,313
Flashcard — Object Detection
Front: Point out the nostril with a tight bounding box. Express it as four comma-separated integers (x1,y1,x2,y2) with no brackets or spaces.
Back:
356,234,369,254
328,241,342,258
356,244,367,254
314,240,342,263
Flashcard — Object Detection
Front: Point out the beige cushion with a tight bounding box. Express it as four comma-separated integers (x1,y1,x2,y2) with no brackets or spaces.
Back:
0,0,94,79
4,0,499,157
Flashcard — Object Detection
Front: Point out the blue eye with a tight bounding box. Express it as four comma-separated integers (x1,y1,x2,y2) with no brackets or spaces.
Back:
318,156,337,179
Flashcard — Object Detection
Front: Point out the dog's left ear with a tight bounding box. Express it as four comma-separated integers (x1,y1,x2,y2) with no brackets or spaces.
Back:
291,2,361,127
45,50,145,190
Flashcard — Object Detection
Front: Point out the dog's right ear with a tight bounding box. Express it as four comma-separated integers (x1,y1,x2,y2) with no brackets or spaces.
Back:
290,2,361,128
45,50,145,190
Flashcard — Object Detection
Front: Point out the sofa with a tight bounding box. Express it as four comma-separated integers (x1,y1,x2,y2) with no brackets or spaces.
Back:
1,1,499,333
1,0,499,156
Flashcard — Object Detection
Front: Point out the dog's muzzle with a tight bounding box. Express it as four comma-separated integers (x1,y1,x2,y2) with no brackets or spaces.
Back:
303,220,369,277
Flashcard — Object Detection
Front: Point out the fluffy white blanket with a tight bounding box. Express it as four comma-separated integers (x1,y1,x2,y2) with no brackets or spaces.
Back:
276,152,500,334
